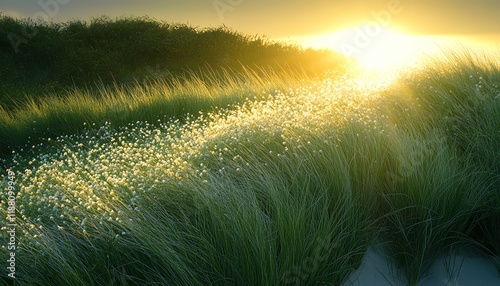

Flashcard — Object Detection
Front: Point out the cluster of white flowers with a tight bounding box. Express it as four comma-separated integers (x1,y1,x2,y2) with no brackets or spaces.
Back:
1,70,398,246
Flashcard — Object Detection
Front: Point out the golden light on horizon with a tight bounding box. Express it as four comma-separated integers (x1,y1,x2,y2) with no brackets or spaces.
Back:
296,24,443,71
293,22,500,73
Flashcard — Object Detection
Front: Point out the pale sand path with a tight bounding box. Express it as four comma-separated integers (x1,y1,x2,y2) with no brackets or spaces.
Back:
343,246,500,286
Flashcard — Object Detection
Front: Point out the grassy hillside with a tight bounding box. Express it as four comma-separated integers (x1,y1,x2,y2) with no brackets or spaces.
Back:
1,48,499,285
0,67,320,157
0,15,345,112
0,15,347,157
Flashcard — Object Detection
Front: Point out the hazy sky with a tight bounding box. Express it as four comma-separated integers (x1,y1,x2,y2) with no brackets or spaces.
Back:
2,0,500,39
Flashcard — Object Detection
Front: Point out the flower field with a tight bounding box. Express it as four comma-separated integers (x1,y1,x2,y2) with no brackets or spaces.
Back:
1,50,500,285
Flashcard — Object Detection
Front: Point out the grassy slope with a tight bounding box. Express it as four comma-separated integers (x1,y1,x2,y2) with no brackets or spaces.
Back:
374,50,500,284
0,15,347,156
0,15,344,110
2,70,378,285
0,67,323,158
0,22,499,286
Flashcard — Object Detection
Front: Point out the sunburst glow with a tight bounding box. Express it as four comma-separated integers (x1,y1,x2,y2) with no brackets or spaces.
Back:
296,25,441,71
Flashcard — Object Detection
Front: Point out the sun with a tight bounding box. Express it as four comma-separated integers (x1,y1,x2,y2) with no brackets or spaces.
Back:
346,30,418,70
300,25,438,71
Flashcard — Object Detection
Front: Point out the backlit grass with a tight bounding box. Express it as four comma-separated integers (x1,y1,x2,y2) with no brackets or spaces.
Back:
0,15,344,112
0,66,322,157
1,48,500,285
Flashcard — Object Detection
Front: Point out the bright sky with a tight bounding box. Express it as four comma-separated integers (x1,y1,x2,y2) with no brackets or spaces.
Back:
2,0,500,70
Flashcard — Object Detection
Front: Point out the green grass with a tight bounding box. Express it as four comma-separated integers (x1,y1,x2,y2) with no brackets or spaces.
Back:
0,66,323,157
373,49,500,285
0,15,345,113
1,47,500,285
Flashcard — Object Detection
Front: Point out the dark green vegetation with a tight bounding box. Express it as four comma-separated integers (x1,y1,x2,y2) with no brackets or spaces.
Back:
0,15,345,156
0,15,341,110
0,16,499,286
